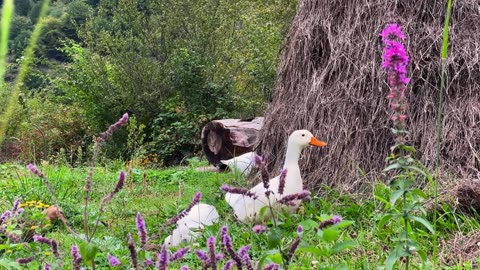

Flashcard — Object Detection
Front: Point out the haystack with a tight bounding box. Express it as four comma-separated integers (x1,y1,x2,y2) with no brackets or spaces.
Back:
258,0,480,191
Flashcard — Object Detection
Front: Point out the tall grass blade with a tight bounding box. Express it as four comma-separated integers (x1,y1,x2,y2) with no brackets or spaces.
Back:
0,0,14,92
433,0,453,265
0,0,51,145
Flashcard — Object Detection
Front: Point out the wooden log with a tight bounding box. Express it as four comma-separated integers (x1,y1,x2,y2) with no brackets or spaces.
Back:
201,117,263,166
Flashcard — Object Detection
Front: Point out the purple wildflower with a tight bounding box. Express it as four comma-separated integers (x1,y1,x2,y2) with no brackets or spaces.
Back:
12,199,20,213
223,260,235,270
221,226,243,270
196,250,209,262
180,266,189,270
264,263,280,270
98,113,129,142
331,215,343,224
171,247,190,261
50,239,59,258
252,154,265,167
208,237,218,270
216,253,225,260
114,170,126,193
297,225,304,234
17,208,24,215
27,163,46,178
108,254,121,267
220,184,258,199
16,257,35,264
44,263,51,270
143,258,154,267
162,192,202,230
380,23,406,41
319,215,343,229
136,212,148,248
278,190,311,204
238,245,250,258
286,237,301,262
278,169,288,195
127,233,138,269
157,245,169,270
71,245,82,270
33,235,51,245
252,224,267,234
0,210,12,224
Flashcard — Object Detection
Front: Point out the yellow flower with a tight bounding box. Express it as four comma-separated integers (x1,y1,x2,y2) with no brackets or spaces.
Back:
6,250,12,253
27,200,36,204
43,204,50,208
44,252,51,256
19,203,27,208
44,223,51,228
30,225,38,230
35,204,44,209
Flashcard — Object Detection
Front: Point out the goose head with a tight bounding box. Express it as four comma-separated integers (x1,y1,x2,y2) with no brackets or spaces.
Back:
288,130,327,150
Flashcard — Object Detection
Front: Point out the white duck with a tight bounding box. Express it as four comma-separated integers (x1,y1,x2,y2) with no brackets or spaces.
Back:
164,203,219,247
220,151,255,176
224,130,327,222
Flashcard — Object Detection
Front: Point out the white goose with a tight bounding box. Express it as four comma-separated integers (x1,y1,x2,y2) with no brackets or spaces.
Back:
220,151,255,176
164,203,219,247
225,130,327,222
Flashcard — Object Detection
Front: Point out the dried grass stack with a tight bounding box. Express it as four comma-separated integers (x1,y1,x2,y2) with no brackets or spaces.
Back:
258,0,480,191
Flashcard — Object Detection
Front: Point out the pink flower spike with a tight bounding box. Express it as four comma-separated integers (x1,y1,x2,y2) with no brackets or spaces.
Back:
380,23,406,41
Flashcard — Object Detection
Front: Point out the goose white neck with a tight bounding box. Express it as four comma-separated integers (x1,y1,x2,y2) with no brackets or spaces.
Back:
284,142,303,167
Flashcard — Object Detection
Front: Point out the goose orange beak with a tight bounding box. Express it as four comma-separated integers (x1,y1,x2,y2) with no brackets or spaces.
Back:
309,137,327,147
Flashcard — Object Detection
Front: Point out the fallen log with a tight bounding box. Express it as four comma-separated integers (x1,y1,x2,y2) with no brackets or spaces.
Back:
201,117,263,166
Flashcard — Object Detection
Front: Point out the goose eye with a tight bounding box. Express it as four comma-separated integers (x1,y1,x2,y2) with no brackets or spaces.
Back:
302,134,305,137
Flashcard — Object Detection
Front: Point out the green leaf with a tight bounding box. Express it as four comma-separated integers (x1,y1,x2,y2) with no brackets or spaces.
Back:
390,189,405,207
297,246,323,256
409,216,434,233
321,228,339,242
331,240,357,255
384,162,403,172
0,259,21,270
442,0,453,59
385,250,399,270
377,214,394,230
332,220,355,230
267,229,282,249
411,188,428,199
79,242,99,263
298,219,319,230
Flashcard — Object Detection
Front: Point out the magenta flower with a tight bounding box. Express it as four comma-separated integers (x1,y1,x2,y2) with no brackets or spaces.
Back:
252,224,267,234
108,254,121,267
331,215,343,224
162,192,202,229
136,212,148,247
278,169,288,195
16,257,35,264
264,263,280,270
171,247,190,261
319,215,343,229
221,184,258,199
27,163,46,178
278,190,311,204
44,263,51,270
297,225,304,234
98,113,129,142
380,23,406,41
71,245,82,270
180,266,189,270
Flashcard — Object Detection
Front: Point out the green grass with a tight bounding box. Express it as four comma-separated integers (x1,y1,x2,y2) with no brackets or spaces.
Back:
1,159,479,269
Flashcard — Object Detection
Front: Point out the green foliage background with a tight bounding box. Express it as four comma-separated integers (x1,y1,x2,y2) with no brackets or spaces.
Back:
1,0,297,165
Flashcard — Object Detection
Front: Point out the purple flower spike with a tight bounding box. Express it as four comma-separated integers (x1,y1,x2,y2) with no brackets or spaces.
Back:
264,263,280,270
162,192,203,230
157,245,169,270
297,225,304,234
221,184,258,199
208,237,218,270
98,113,129,142
114,171,126,193
196,250,209,262
278,169,288,195
127,233,138,269
278,190,311,204
27,163,46,178
44,263,51,270
252,224,267,234
108,254,121,267
331,215,343,224
171,247,190,261
16,257,35,264
253,154,265,167
180,266,189,270
0,210,12,224
223,260,235,270
136,212,148,247
380,23,406,41
71,245,82,270
12,199,20,213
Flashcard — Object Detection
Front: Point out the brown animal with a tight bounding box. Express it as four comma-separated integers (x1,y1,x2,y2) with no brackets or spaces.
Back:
43,206,68,224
